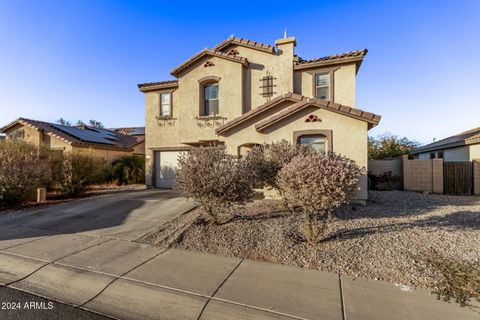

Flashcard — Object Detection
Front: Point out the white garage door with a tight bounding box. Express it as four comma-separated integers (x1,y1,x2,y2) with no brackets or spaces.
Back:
154,151,182,188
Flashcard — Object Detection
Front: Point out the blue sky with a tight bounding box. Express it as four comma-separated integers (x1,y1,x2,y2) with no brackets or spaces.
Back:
0,0,479,144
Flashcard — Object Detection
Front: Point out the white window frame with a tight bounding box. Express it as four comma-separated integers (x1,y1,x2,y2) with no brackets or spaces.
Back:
204,83,219,116
160,93,172,117
315,72,330,100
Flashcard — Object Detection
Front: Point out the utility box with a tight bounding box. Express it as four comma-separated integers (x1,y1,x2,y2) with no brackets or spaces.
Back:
37,188,46,203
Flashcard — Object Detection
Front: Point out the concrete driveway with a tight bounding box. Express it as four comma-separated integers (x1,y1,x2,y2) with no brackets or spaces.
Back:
0,189,195,242
0,190,478,320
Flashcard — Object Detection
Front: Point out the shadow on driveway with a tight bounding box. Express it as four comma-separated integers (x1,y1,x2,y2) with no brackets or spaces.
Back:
0,190,191,242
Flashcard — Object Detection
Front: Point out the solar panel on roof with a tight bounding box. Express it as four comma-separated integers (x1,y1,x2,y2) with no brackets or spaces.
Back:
51,124,116,145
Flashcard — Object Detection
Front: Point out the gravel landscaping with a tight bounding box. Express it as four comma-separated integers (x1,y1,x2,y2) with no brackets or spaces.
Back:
138,191,480,290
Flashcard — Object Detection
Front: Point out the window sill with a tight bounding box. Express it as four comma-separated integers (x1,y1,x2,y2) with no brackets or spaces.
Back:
156,115,176,120
195,115,227,121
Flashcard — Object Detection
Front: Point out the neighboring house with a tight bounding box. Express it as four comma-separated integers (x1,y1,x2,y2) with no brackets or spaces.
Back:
411,127,480,161
0,118,142,161
112,127,145,155
138,35,381,201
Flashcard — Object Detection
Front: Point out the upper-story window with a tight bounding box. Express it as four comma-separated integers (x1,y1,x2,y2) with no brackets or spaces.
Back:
160,93,171,116
204,84,219,115
315,73,330,99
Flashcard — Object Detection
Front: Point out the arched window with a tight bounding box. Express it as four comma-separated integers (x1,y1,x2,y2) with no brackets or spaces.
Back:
203,83,219,116
298,135,327,154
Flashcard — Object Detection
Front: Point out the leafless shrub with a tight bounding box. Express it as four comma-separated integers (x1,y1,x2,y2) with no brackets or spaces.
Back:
245,140,313,190
277,153,365,243
0,140,49,207
175,146,255,224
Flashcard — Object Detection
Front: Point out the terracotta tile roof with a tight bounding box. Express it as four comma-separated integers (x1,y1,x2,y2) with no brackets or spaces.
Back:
213,36,275,54
137,80,178,91
412,127,480,153
295,49,368,69
0,118,138,151
216,93,381,135
170,49,249,77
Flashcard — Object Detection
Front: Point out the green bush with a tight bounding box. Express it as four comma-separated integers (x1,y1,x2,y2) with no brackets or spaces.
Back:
52,152,104,197
110,155,145,185
0,140,50,207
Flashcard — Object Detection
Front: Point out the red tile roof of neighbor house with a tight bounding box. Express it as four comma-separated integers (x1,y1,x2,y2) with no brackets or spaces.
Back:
412,127,480,153
0,118,140,151
216,93,381,135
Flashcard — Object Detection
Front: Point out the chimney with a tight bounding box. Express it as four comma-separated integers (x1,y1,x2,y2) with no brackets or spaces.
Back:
274,34,296,93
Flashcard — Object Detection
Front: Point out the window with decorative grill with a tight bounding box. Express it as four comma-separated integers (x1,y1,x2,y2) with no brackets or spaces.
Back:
259,72,276,99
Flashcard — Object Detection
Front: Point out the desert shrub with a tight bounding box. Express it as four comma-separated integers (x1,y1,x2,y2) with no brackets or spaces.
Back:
422,252,480,311
53,152,103,197
277,153,365,243
368,171,401,191
245,140,313,189
110,155,145,185
175,146,255,223
0,140,50,207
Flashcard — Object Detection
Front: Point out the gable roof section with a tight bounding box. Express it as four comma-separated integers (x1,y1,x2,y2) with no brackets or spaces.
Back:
216,93,380,135
213,37,275,54
411,127,480,154
0,118,138,151
294,49,368,70
170,49,249,77
138,80,178,92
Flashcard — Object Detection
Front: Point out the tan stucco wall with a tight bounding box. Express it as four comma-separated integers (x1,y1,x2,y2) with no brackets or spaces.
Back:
72,146,131,162
132,141,145,155
222,107,369,200
403,157,443,193
295,63,356,107
468,144,480,160
4,124,42,145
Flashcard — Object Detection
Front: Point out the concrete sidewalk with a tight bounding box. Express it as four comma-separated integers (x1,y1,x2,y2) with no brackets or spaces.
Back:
0,237,477,320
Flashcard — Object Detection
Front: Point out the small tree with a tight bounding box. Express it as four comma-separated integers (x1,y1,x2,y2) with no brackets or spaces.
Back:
0,141,49,207
175,146,255,223
110,155,145,185
277,153,365,243
53,152,103,196
245,140,313,189
56,118,72,126
368,132,420,160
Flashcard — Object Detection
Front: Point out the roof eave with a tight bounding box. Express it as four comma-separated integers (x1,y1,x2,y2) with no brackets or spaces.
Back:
294,56,365,71
170,51,249,77
138,83,179,92
214,39,275,54
0,118,22,133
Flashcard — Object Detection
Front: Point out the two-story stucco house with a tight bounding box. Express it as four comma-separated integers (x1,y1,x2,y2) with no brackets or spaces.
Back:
138,35,381,201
